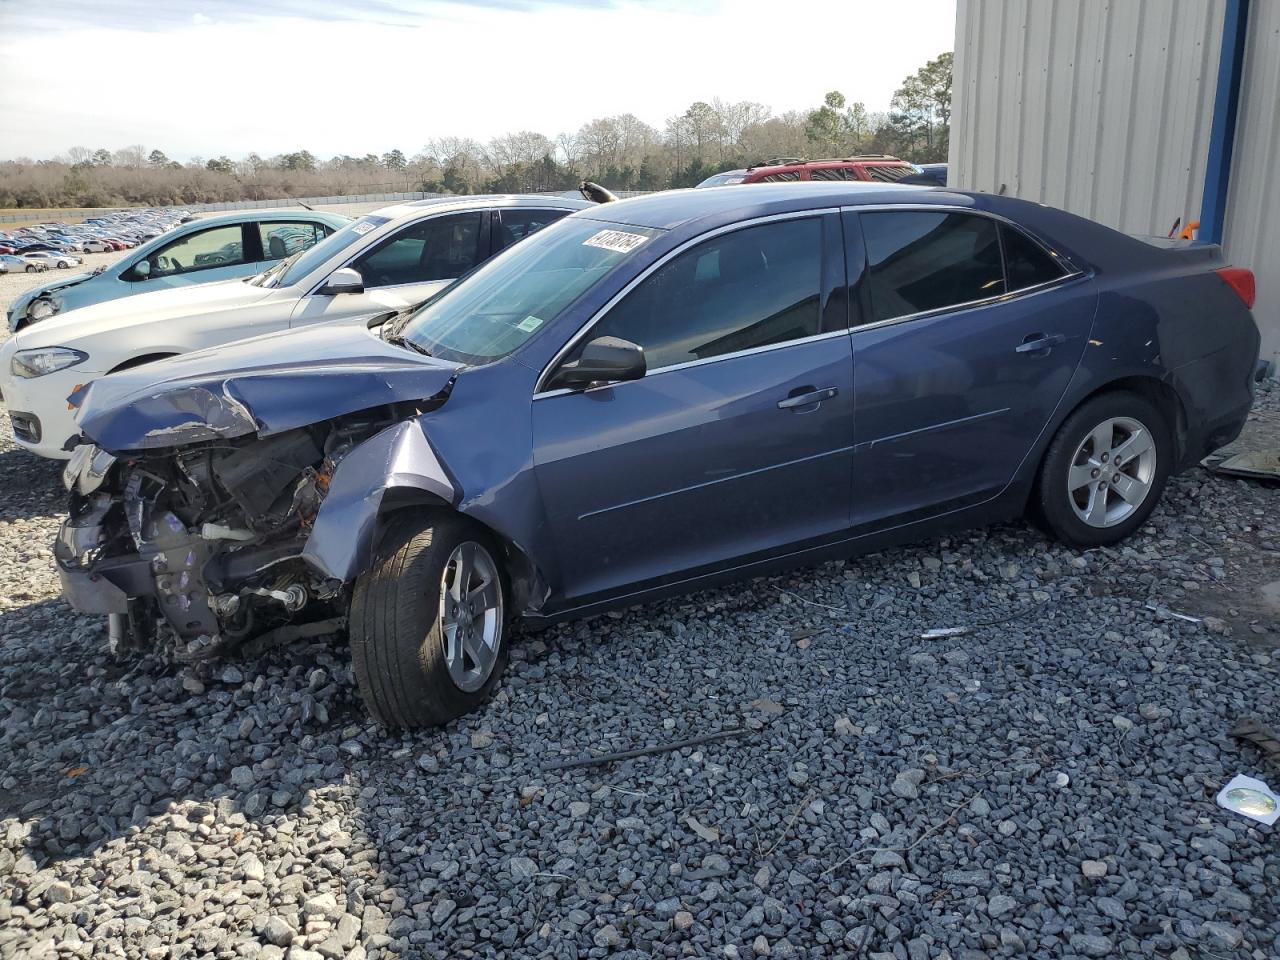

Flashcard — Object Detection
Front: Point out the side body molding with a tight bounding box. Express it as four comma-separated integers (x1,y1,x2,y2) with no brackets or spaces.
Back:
302,420,455,582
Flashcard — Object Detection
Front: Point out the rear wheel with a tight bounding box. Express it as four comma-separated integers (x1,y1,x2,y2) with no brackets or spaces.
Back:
1035,391,1171,547
350,513,509,728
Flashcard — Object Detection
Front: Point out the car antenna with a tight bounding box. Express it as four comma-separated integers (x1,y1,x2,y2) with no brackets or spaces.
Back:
1168,217,1181,238
294,199,315,211
580,181,618,204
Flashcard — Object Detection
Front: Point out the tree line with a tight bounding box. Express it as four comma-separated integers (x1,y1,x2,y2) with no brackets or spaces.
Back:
0,54,950,209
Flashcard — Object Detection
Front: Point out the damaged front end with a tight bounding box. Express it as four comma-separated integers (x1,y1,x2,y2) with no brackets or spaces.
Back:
56,414,406,661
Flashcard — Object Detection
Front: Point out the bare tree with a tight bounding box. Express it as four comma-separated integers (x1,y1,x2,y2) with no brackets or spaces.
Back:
112,144,148,169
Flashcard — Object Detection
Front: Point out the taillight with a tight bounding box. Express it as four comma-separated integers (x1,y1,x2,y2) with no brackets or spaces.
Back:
1216,266,1256,309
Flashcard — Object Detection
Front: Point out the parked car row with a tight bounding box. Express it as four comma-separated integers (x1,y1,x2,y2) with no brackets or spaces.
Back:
2,183,1260,730
0,207,190,258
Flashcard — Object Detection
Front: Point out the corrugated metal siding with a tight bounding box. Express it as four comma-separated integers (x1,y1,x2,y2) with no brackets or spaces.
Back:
1223,1,1280,360
950,0,1223,237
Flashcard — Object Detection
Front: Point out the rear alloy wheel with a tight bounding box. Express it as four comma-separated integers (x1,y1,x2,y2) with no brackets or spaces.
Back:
350,513,509,728
1035,392,1171,547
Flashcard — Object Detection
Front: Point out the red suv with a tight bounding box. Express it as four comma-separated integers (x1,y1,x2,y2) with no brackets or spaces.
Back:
697,155,917,187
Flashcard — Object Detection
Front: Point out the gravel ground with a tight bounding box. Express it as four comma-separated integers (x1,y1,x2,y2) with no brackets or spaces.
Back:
1,270,1279,958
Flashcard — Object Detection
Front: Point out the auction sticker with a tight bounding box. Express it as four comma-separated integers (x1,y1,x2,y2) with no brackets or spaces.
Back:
352,222,378,235
515,315,543,333
583,230,649,254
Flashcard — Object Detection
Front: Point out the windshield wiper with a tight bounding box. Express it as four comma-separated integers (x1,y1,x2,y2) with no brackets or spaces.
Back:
385,332,433,358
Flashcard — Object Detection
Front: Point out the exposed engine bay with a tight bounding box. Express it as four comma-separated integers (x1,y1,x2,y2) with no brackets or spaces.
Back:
56,412,406,661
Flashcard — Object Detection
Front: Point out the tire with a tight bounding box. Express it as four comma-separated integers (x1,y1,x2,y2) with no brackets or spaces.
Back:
25,265,35,273
1035,390,1172,548
350,512,509,728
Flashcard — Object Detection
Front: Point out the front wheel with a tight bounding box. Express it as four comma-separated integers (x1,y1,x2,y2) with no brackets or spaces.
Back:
350,513,509,728
25,265,35,273
1034,391,1172,548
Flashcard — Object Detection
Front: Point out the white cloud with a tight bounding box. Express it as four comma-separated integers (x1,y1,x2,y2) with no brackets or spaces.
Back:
0,0,957,160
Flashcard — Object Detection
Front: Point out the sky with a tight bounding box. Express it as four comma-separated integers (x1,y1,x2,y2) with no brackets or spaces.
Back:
0,0,957,162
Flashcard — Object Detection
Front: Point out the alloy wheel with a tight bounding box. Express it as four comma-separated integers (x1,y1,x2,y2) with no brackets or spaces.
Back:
438,541,503,693
1067,416,1157,528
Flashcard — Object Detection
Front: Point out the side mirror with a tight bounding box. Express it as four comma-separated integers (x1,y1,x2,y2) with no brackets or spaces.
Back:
319,267,365,296
551,336,646,390
132,259,151,279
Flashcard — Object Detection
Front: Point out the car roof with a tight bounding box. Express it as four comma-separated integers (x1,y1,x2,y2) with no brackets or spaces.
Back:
371,194,594,220
572,182,976,231
175,210,349,229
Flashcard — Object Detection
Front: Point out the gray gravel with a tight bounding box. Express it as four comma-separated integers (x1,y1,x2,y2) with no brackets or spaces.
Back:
1,379,1279,959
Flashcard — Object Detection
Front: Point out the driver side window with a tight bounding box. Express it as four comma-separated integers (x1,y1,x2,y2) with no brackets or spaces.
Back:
351,213,483,288
139,224,246,279
585,217,824,371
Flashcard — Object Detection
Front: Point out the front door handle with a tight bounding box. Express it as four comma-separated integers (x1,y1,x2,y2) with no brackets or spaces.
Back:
1015,332,1066,354
778,386,838,410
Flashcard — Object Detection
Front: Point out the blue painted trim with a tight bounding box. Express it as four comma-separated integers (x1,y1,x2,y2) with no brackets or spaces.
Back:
1201,0,1250,245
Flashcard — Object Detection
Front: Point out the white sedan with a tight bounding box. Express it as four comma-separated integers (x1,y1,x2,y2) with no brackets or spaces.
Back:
0,195,589,457
24,251,83,270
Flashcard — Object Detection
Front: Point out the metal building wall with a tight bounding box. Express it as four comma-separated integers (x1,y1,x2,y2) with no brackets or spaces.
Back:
950,0,1224,236
1222,1,1280,360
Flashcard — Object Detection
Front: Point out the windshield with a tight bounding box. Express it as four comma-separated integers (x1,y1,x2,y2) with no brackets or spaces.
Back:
400,217,662,365
697,173,746,187
254,214,391,288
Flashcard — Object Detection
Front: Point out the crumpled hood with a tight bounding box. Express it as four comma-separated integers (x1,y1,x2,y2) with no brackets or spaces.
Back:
31,270,95,294
74,321,461,453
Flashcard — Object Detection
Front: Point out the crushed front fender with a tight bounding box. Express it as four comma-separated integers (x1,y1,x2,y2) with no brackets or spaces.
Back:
302,419,456,583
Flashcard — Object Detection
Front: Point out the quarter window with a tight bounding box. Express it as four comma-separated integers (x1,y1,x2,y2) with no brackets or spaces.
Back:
352,212,483,287
258,221,330,261
588,218,824,370
1002,224,1068,290
860,211,1004,322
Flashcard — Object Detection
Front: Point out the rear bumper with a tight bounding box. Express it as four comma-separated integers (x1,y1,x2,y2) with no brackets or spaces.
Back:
1175,338,1263,469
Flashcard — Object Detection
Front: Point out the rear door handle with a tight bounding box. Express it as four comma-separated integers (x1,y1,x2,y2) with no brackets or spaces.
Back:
1016,332,1066,354
778,386,838,410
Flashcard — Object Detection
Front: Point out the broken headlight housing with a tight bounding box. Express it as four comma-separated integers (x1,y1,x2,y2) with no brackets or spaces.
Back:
27,297,59,322
62,443,117,495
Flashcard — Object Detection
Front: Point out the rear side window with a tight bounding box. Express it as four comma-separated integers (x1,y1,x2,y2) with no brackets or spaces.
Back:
589,217,823,370
860,211,1004,322
810,167,855,181
496,209,569,252
259,221,330,261
1001,224,1068,290
863,165,915,182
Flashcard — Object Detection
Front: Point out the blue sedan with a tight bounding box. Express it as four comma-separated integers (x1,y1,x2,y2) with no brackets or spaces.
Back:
7,210,349,331
59,183,1261,727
